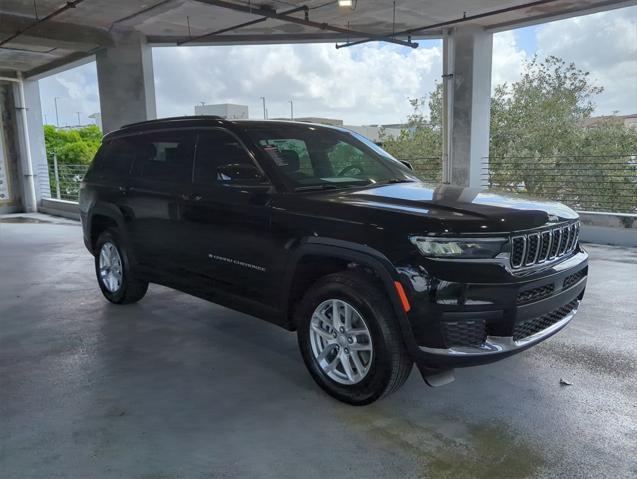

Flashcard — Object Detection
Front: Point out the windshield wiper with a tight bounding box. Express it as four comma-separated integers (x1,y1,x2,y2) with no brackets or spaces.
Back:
380,179,415,185
293,184,341,192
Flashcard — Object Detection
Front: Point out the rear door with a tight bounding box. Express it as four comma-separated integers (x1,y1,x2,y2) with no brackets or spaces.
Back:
125,129,196,273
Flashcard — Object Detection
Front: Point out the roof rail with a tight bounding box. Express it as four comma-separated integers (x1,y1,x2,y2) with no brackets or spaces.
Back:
121,115,225,129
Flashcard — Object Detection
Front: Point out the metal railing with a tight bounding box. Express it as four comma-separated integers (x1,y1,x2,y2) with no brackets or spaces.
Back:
38,162,89,202
36,155,636,214
482,155,637,214
399,157,442,183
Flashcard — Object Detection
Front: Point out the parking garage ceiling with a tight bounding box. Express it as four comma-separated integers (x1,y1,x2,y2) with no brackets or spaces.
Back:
0,0,634,77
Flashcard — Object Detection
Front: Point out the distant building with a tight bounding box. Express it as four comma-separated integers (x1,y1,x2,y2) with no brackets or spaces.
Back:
294,117,344,126
583,113,637,129
194,103,249,119
293,117,405,142
88,113,102,130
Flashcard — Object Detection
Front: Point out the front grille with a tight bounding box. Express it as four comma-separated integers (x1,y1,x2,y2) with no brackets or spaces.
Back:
511,222,580,269
442,320,486,348
517,284,555,305
563,269,587,289
513,299,578,341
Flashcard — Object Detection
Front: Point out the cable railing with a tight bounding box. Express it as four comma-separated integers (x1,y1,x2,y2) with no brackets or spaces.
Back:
36,154,636,214
482,154,637,214
398,157,442,183
37,163,89,202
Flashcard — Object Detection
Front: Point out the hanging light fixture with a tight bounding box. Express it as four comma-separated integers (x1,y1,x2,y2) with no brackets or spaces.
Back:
337,0,355,9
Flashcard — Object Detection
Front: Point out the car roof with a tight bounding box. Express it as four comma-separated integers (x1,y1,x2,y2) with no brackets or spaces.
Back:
104,116,345,140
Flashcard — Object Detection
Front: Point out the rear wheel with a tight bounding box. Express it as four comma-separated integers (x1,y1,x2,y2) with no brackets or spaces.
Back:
95,228,148,304
297,271,413,405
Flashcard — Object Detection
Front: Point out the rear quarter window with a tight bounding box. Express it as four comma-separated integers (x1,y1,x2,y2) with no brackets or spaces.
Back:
87,138,137,179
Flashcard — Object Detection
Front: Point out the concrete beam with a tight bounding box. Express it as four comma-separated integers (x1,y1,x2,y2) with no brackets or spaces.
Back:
0,13,113,50
25,51,97,80
96,33,156,133
444,26,492,188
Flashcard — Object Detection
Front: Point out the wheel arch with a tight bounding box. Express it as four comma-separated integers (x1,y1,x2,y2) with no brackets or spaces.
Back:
281,237,421,358
87,202,129,254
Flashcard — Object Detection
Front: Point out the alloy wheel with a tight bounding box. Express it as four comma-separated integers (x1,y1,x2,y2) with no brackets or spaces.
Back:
309,299,374,385
99,241,123,293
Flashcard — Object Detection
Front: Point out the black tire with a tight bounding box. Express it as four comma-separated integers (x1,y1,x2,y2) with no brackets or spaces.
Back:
94,228,148,304
297,270,413,405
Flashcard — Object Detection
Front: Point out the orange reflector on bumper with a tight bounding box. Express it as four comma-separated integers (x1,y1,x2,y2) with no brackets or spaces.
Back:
394,281,411,312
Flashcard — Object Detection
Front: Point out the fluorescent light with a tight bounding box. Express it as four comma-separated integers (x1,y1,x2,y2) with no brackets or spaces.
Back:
338,0,354,7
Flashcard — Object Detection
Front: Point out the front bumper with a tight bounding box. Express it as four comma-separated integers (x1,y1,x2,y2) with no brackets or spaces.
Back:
400,249,588,370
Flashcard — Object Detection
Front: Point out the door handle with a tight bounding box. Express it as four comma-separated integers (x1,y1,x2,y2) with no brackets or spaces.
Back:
118,186,128,195
179,194,202,201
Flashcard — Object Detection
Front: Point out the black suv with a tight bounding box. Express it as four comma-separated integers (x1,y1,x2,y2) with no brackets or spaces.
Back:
79,116,588,405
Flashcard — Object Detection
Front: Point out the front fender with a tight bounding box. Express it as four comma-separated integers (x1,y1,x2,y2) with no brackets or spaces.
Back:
280,237,423,366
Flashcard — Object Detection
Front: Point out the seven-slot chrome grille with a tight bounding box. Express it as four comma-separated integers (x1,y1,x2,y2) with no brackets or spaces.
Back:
510,222,580,269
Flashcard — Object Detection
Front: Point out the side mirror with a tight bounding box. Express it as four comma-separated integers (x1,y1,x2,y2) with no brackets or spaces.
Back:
399,160,414,170
217,163,266,183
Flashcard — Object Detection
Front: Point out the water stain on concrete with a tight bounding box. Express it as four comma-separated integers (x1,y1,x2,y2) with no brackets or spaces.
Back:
342,407,546,478
531,341,636,378
1,216,51,223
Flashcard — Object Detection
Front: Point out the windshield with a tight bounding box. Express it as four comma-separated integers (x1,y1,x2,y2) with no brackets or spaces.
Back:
244,124,418,190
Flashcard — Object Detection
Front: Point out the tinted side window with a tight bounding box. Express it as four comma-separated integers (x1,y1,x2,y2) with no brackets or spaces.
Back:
194,130,261,184
89,138,137,178
259,138,312,177
132,130,196,183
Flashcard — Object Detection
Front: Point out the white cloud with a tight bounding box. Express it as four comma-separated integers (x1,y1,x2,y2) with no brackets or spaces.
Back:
152,41,442,125
38,62,99,127
37,6,636,128
535,6,637,115
491,30,527,91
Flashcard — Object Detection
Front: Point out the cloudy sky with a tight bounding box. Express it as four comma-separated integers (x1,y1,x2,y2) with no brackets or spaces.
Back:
39,5,636,127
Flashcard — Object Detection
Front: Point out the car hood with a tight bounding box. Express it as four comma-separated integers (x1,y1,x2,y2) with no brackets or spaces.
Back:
303,182,578,234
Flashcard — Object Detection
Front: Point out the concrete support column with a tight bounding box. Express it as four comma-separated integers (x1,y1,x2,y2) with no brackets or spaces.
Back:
96,32,156,134
11,75,48,212
442,26,493,188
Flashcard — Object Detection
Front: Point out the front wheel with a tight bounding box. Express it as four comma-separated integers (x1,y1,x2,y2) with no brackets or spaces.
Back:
95,228,148,304
297,271,413,405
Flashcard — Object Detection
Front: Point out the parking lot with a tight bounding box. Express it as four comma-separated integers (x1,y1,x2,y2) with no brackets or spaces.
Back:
1,216,635,479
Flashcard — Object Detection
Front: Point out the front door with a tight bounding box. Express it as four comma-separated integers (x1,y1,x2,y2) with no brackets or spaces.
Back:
180,128,277,306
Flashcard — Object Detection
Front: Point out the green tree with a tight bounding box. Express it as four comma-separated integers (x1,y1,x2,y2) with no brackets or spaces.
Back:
44,124,103,200
380,83,443,181
385,55,637,212
487,56,636,212
44,124,102,165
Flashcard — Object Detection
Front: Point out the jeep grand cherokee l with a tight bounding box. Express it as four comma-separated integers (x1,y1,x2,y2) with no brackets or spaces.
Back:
79,116,588,405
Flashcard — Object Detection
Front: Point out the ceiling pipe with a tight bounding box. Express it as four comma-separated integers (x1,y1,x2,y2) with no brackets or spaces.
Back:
178,5,307,46
192,0,418,48
0,0,86,48
336,0,559,49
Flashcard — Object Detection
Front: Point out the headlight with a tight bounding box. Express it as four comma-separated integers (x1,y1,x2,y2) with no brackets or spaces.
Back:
411,237,506,259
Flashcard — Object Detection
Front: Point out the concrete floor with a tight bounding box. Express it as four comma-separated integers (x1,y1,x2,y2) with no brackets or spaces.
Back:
1,215,636,479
